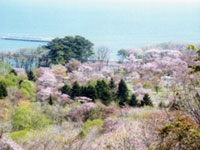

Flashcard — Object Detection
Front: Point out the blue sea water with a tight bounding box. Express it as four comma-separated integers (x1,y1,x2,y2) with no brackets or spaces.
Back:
0,1,200,58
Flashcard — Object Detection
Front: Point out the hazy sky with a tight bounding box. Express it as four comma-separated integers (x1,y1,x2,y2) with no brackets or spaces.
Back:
2,0,200,4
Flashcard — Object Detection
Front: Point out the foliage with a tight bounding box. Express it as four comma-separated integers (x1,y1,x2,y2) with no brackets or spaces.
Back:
0,61,12,76
83,119,103,131
0,81,8,99
12,101,51,131
27,70,35,81
141,94,153,107
66,102,95,122
82,85,97,101
80,119,103,137
19,80,35,99
109,77,116,89
157,114,200,150
48,95,53,105
117,79,129,105
9,129,30,142
129,94,138,107
71,81,81,98
0,100,11,122
187,45,200,73
0,73,18,87
95,80,112,105
60,84,72,95
9,69,17,76
117,49,129,62
84,103,120,121
44,36,94,65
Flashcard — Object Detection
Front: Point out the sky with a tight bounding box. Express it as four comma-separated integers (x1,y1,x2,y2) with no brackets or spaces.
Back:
2,0,200,5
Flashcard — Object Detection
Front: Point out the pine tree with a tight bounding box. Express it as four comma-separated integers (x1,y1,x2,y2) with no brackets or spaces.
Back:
49,95,53,105
27,70,35,81
141,94,153,107
117,79,129,105
85,85,97,101
95,80,112,105
0,81,8,99
71,81,81,98
60,84,71,96
109,78,116,89
95,80,104,99
129,94,138,107
101,89,112,105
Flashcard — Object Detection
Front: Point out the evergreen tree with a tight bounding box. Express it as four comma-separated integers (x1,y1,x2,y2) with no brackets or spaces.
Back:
117,79,129,105
141,94,153,107
71,81,81,98
80,86,87,96
0,81,8,99
60,84,71,96
95,80,112,105
109,78,116,89
48,95,53,105
44,36,94,65
95,80,105,98
27,70,35,81
129,94,138,107
101,89,112,105
85,85,97,101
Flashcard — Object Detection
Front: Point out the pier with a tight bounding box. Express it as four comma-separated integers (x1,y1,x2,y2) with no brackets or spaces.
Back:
1,36,53,43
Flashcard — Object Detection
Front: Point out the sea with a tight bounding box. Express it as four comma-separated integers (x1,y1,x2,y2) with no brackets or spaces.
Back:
0,0,200,59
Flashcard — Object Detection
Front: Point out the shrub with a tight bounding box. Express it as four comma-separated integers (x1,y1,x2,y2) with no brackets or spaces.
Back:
80,119,103,137
0,61,12,76
157,114,200,150
19,80,35,99
12,101,51,131
1,73,18,87
9,129,30,142
9,69,17,76
83,119,103,131
83,103,120,121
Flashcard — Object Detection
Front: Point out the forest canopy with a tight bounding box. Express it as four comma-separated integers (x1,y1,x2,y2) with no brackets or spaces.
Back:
42,35,94,66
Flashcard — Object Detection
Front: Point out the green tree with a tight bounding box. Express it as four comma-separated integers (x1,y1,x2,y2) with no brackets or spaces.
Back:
44,36,94,65
60,84,71,96
0,81,8,99
48,95,53,105
71,81,81,99
19,80,35,98
141,94,153,107
101,89,112,105
187,45,200,73
117,49,129,62
109,78,116,89
95,80,112,105
12,101,51,131
27,70,35,81
117,79,129,105
84,85,97,101
129,94,138,107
